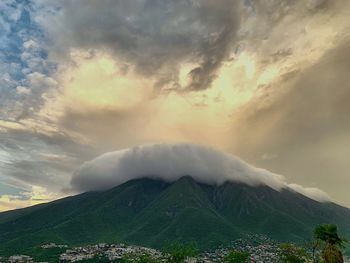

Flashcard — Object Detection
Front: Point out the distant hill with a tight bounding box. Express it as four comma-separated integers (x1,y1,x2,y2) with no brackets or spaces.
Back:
1,176,350,255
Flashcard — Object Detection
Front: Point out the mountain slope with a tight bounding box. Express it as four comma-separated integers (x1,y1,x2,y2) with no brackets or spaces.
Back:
1,176,350,255
124,176,241,248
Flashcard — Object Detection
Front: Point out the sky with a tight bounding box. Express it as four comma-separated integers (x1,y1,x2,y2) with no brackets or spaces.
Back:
0,0,350,211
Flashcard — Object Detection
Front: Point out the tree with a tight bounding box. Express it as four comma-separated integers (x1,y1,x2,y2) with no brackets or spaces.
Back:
314,225,343,247
313,224,346,263
223,250,250,263
323,244,344,263
163,242,198,263
308,238,322,263
279,243,308,263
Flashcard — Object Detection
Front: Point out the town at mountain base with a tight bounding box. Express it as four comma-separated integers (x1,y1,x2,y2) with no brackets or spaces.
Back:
0,231,348,263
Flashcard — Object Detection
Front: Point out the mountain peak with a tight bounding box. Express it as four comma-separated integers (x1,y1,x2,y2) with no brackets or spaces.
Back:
175,175,196,183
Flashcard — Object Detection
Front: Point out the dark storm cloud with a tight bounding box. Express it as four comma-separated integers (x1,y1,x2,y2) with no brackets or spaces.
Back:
45,0,240,91
249,0,328,23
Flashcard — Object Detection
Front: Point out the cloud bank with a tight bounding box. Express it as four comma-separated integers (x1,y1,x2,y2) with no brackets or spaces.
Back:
71,143,330,202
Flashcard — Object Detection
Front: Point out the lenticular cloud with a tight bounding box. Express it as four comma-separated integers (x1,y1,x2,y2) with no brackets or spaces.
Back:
71,143,330,202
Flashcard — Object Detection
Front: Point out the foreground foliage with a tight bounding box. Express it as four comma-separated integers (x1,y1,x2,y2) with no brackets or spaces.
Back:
279,243,308,263
163,242,198,263
223,250,250,263
313,224,346,263
122,253,160,263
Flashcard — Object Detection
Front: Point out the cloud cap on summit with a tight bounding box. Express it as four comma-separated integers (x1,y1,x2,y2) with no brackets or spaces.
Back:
71,143,330,202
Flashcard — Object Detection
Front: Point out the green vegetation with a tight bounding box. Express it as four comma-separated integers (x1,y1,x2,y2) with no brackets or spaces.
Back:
163,242,198,263
1,177,350,256
122,253,160,263
313,224,346,263
223,250,250,263
0,247,67,263
279,243,308,263
77,256,111,263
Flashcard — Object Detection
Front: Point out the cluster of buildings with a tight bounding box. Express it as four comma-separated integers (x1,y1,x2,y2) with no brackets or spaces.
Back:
59,243,108,262
231,235,281,263
59,243,163,262
6,255,34,263
41,243,68,249
105,244,162,261
197,235,281,263
57,236,281,262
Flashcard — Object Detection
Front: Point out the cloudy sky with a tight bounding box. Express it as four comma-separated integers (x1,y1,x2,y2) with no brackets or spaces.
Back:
1,0,350,211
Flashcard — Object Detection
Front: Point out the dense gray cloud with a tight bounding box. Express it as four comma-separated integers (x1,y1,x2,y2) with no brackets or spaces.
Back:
42,0,240,91
71,143,330,202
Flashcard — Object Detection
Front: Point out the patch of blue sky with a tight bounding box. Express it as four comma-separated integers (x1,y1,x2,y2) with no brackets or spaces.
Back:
0,179,24,196
0,0,56,94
